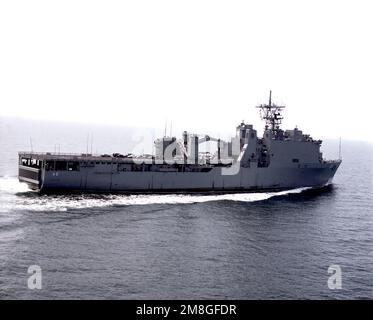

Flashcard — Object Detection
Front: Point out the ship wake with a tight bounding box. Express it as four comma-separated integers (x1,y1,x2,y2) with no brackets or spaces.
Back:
0,177,313,212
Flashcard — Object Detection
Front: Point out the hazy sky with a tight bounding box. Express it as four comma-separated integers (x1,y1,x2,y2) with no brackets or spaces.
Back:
0,0,372,141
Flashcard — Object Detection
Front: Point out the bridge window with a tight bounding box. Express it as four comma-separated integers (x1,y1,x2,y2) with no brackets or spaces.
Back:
292,158,299,163
45,161,54,171
55,161,67,171
67,161,79,171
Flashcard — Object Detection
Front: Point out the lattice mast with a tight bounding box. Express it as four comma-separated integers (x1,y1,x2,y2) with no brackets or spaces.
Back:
256,91,285,131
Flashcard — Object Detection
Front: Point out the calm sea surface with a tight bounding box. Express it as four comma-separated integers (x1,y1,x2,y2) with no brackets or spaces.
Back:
0,117,372,299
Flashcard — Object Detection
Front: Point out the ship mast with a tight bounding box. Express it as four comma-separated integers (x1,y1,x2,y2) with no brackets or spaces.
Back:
256,90,285,132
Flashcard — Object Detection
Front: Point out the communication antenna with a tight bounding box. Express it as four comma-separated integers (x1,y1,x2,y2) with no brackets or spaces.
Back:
170,120,173,137
90,134,93,155
269,90,272,106
30,137,33,153
164,119,167,138
256,90,285,131
86,134,89,155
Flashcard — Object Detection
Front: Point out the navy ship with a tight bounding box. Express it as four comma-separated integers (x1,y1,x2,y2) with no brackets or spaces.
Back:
18,92,341,193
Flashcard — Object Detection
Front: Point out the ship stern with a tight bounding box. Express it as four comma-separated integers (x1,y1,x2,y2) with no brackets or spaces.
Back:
18,153,42,191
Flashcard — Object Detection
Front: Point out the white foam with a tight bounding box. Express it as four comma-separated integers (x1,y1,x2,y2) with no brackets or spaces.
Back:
0,176,30,194
0,177,312,212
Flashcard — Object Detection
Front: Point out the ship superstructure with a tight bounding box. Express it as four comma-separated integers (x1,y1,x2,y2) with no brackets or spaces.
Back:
18,92,341,193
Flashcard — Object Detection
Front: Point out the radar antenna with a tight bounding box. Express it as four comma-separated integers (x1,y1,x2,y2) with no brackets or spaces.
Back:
256,90,285,131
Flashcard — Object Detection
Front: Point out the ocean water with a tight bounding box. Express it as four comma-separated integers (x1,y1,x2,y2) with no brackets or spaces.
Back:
0,117,372,299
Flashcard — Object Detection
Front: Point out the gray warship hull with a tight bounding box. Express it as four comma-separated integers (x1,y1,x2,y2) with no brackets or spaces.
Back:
18,154,341,194
17,92,342,194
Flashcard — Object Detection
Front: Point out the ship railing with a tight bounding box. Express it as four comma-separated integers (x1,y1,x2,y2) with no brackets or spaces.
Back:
18,151,99,157
322,159,342,164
